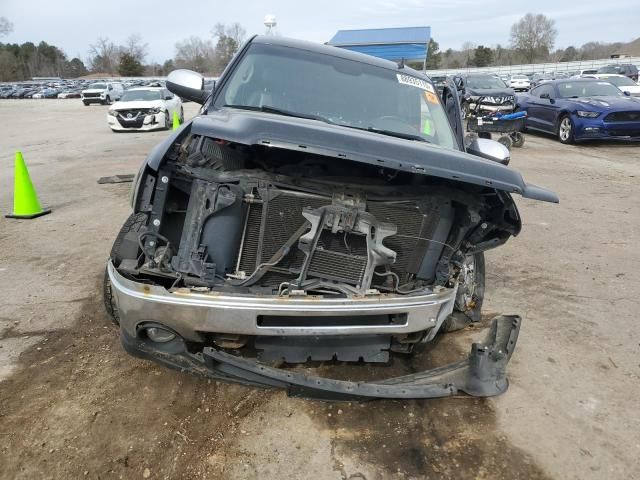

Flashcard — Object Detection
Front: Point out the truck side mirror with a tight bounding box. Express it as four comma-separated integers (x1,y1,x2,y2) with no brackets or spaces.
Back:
166,69,208,104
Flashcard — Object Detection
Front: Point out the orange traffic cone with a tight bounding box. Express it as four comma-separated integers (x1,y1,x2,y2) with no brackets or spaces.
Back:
5,151,51,219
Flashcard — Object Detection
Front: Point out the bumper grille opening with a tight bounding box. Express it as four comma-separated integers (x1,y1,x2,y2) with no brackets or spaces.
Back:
257,313,407,327
604,111,640,122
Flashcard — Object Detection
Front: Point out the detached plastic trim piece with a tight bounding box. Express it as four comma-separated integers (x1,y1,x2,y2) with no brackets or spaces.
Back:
121,315,521,401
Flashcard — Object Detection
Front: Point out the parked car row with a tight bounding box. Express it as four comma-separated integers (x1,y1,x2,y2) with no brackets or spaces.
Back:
1,76,194,133
435,64,639,96
0,77,169,100
434,71,640,144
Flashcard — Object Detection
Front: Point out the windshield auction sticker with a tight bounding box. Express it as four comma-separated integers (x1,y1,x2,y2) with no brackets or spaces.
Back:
423,90,439,104
396,74,435,93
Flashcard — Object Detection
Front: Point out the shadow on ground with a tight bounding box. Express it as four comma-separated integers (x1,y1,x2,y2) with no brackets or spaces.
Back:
0,277,552,480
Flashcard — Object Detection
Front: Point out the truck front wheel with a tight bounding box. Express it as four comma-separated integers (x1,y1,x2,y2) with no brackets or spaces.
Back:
103,213,148,325
441,252,485,332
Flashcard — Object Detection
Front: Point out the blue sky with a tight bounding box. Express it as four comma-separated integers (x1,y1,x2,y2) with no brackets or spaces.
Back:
2,0,639,63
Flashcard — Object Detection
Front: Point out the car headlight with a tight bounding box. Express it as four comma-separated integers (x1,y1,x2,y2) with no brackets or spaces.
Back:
148,107,161,114
107,110,118,116
576,111,600,118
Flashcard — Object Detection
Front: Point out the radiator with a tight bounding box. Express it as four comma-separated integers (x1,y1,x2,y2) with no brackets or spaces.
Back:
235,189,437,288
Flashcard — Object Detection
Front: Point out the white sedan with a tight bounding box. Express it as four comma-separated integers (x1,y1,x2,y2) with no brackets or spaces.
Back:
587,74,640,97
107,87,183,132
508,75,531,91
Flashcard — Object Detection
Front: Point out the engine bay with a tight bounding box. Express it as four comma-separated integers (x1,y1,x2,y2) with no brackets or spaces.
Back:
117,133,521,298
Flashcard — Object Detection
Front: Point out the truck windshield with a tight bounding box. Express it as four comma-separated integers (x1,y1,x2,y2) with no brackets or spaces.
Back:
88,83,106,90
211,44,457,149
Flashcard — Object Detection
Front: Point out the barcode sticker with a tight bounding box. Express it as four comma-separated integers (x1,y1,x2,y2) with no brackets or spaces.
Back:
396,74,435,93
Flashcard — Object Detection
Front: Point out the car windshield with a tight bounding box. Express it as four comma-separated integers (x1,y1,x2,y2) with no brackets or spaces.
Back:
603,76,636,87
511,76,528,80
597,66,624,74
556,81,625,98
120,90,162,101
89,83,107,90
212,44,457,149
466,76,507,89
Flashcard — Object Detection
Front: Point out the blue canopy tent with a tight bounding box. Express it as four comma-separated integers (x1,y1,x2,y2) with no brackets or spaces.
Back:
328,27,431,69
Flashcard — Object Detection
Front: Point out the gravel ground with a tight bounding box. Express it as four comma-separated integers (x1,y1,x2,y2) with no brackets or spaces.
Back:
0,99,638,480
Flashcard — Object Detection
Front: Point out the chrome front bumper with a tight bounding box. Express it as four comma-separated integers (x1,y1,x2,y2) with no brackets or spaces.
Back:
468,103,514,113
107,261,457,342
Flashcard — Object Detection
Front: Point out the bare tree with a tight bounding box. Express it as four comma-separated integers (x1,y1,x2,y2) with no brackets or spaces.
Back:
88,37,119,73
0,16,13,37
510,13,557,63
461,41,476,67
212,22,246,72
174,36,215,73
123,33,148,64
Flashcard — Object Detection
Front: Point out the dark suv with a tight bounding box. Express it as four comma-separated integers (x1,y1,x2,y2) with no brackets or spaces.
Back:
104,36,557,400
452,74,516,117
597,64,639,82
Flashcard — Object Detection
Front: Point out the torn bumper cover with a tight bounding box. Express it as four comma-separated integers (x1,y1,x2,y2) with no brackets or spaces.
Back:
121,315,521,400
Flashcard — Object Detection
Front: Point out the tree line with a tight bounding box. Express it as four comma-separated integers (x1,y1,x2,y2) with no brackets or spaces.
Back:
0,40,88,81
0,16,245,81
0,13,633,81
425,13,628,70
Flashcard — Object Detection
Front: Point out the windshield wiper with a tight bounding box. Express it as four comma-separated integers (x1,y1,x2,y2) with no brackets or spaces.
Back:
223,104,334,125
342,125,429,143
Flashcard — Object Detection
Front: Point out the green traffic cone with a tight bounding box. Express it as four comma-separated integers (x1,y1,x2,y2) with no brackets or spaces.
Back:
172,111,181,130
6,151,51,219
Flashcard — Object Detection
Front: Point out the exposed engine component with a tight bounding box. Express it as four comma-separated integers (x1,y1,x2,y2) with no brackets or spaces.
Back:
124,133,521,300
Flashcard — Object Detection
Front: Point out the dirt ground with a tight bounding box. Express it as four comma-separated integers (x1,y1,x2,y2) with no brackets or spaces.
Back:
0,99,638,480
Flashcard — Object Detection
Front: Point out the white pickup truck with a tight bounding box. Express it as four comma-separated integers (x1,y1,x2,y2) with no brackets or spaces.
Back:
82,81,124,105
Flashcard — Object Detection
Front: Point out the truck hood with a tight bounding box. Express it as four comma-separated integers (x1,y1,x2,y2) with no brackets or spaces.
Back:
82,88,106,94
152,108,558,203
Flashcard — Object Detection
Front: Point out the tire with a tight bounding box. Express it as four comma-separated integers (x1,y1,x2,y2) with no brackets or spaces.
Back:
441,253,485,333
497,135,513,150
511,131,525,148
83,101,89,106
164,110,170,130
103,213,148,325
557,115,574,144
478,132,492,139
103,269,120,326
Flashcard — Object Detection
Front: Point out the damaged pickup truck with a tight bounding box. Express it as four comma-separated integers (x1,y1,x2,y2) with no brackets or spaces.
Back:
104,36,558,400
